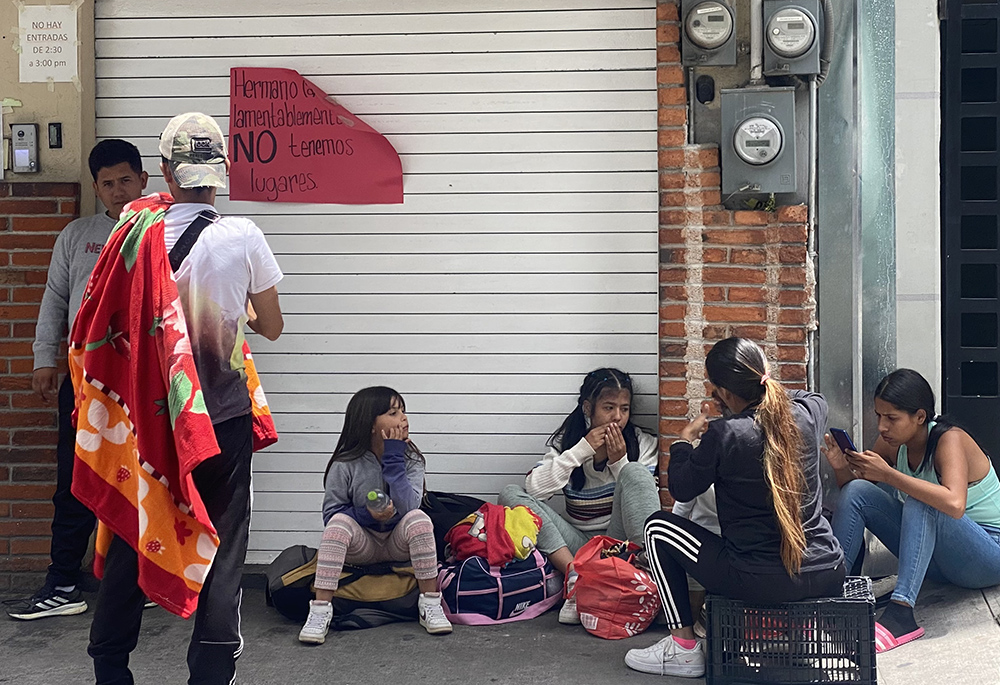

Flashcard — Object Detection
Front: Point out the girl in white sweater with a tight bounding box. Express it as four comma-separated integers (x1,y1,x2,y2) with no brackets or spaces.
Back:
499,368,660,624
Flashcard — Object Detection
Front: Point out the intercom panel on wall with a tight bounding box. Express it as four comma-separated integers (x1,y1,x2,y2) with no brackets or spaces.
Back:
681,0,738,66
11,124,40,173
721,87,797,194
762,0,823,76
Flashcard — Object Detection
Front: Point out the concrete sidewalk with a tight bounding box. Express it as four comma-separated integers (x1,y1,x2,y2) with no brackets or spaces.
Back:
2,581,999,684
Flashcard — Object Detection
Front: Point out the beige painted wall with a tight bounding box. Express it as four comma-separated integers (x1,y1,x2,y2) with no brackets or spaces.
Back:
1,0,95,214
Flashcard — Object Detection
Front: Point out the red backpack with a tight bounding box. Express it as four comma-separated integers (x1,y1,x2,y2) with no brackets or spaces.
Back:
570,535,662,639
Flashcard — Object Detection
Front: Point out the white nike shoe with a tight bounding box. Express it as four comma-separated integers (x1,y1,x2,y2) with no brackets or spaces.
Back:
298,600,333,644
625,636,706,678
418,592,453,635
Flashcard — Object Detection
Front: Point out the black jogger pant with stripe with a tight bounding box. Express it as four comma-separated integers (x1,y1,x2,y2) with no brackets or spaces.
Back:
644,511,846,629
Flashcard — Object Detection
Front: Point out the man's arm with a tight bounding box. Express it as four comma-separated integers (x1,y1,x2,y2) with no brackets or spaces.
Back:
32,231,72,401
247,286,283,341
244,221,283,341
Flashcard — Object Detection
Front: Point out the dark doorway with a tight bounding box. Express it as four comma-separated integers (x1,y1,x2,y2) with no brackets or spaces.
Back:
943,0,1000,463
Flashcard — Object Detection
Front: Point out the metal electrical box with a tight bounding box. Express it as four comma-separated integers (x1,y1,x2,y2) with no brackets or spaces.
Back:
721,87,797,194
763,0,823,76
681,0,737,66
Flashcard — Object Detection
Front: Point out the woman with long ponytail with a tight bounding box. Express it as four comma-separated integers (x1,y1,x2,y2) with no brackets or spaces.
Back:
625,338,845,679
756,372,809,573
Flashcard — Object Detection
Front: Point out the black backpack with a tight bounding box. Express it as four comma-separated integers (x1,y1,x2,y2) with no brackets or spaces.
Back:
264,545,317,622
421,490,487,561
264,545,419,630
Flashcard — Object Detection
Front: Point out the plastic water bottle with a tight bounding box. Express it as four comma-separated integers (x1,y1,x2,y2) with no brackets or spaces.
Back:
366,489,391,513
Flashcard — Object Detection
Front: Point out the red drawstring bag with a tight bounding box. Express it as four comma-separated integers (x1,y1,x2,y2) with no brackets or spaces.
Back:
570,535,661,640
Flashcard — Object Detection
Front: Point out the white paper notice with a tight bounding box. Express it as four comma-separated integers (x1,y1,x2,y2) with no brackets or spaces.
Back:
19,5,79,84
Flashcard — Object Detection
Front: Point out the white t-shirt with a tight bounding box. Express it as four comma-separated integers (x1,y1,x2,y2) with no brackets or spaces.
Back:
163,202,283,424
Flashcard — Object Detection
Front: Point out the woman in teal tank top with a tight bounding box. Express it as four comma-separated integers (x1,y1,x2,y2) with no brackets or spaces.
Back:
824,369,1000,654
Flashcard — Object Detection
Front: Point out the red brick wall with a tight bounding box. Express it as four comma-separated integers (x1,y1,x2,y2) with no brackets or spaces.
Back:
656,1,814,507
0,182,81,594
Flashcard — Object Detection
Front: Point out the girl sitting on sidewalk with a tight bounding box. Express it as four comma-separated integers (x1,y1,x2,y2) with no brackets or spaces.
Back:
625,337,844,678
299,386,452,644
498,368,660,625
826,368,1000,653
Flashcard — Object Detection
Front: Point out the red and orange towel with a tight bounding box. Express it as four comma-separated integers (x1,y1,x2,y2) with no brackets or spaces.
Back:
69,193,276,618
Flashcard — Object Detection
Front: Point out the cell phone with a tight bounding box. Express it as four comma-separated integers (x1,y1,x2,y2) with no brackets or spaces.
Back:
829,428,858,454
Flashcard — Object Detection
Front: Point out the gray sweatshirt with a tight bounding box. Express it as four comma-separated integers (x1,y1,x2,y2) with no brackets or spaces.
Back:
32,213,117,369
322,440,425,531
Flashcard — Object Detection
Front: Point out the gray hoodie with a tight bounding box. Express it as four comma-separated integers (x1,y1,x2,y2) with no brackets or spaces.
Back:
322,439,425,531
32,212,116,369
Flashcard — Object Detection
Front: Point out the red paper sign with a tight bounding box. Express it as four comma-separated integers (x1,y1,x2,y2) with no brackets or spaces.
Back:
229,67,403,204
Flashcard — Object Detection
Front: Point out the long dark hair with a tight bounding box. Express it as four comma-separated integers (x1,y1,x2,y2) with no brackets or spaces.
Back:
323,386,423,482
873,369,960,474
548,368,640,491
706,337,806,576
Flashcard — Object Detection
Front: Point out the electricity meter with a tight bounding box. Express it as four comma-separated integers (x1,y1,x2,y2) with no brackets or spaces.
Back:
685,3,734,50
766,8,816,58
733,117,783,165
762,0,823,76
721,87,797,195
681,0,736,66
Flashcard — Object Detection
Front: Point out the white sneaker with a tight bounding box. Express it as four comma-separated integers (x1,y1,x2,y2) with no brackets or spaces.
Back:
693,619,707,639
694,605,708,638
625,636,706,678
558,570,581,625
298,600,333,644
418,592,453,635
558,595,581,624
4,584,87,620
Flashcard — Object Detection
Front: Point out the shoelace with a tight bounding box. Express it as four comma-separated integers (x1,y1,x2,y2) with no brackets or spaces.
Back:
422,601,447,622
303,607,330,631
661,639,698,665
660,638,680,664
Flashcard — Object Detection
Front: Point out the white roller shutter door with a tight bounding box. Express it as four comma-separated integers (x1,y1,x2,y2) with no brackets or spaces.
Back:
95,0,658,563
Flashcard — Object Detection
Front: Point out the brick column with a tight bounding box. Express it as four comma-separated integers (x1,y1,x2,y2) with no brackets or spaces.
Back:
656,0,815,508
0,182,81,594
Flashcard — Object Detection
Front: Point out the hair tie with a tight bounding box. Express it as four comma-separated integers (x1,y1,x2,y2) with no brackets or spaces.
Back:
760,373,771,385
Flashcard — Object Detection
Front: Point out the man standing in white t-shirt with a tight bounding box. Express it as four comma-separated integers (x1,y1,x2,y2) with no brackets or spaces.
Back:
86,113,284,685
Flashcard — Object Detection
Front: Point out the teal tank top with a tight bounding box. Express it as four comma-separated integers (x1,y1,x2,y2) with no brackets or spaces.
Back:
896,422,1000,528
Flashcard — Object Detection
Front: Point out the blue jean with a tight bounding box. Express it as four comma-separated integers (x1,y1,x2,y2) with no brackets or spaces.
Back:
832,479,1000,606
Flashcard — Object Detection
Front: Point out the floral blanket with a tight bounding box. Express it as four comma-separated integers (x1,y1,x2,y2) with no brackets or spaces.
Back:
69,193,277,618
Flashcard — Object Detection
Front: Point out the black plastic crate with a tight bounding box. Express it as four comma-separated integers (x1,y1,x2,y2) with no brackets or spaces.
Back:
705,576,876,685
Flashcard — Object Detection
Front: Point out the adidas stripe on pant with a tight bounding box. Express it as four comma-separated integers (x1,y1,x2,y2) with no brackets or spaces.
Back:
642,511,846,630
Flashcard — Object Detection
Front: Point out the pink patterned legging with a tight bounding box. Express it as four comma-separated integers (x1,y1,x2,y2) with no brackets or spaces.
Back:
314,509,438,591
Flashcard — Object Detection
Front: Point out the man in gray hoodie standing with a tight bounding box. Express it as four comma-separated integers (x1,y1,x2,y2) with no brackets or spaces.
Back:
6,140,147,620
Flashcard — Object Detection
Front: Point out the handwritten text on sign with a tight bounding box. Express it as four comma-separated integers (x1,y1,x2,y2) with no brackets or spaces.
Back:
229,68,403,204
19,4,78,84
